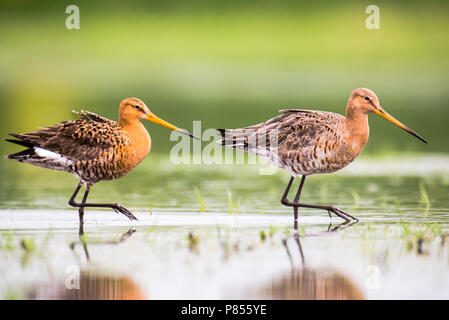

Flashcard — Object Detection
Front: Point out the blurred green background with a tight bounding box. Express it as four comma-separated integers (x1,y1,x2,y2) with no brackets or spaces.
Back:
0,0,448,156
2,2,449,302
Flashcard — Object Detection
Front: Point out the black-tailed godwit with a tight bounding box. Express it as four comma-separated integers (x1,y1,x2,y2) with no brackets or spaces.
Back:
6,98,197,222
218,88,427,223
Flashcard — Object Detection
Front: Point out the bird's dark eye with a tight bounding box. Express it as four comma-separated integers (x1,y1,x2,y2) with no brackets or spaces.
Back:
134,105,141,110
364,96,370,101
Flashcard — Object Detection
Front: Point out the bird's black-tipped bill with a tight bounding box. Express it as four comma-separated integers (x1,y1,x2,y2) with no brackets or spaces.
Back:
145,113,199,140
374,108,428,143
176,128,200,140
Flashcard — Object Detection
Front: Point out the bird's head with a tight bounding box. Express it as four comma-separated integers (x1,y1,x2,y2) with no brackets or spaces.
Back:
347,88,427,143
119,97,198,139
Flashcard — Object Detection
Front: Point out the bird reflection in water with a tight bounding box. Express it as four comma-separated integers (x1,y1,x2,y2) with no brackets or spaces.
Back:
70,221,136,262
63,271,145,300
31,269,145,300
30,223,145,300
256,222,363,300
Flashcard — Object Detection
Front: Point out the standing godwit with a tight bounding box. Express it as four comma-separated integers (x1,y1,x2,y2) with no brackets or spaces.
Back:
218,88,427,223
6,98,197,222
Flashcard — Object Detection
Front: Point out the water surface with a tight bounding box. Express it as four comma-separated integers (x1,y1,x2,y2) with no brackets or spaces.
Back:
0,155,448,299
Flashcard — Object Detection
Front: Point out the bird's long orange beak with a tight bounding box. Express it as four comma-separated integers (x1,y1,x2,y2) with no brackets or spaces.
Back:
374,107,427,143
145,112,199,140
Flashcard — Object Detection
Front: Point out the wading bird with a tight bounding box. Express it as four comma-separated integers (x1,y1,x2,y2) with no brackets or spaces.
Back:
218,88,427,222
6,98,197,222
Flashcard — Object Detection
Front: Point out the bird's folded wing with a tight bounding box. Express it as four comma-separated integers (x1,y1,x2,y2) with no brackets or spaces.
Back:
72,110,114,123
9,113,129,161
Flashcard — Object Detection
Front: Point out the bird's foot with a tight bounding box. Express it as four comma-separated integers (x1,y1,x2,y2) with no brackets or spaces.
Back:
281,199,359,222
112,204,138,221
327,205,359,222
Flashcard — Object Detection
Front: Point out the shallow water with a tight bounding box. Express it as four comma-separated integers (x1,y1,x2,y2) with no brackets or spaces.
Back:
0,154,448,299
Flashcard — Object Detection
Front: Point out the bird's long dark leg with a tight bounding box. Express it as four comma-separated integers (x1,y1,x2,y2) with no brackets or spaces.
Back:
69,181,85,228
280,176,295,205
280,177,358,222
280,175,306,229
78,188,90,234
280,175,303,230
68,181,138,221
292,175,306,230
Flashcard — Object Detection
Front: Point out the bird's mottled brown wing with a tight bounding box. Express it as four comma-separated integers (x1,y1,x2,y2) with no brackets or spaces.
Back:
11,111,129,161
275,109,344,149
273,109,347,174
219,109,346,174
73,110,113,123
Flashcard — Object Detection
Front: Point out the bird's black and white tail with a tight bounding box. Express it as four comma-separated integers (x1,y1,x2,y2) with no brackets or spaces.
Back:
5,133,73,171
5,134,35,160
217,128,251,150
216,128,275,159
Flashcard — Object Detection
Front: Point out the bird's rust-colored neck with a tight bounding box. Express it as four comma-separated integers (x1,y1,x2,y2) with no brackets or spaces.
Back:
344,104,370,155
121,120,152,163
